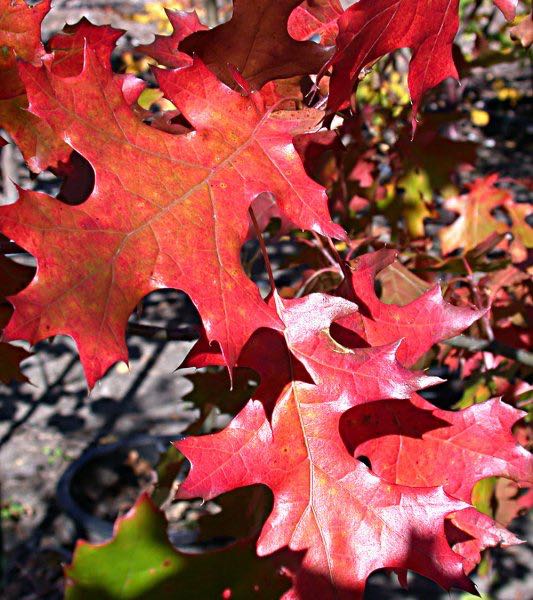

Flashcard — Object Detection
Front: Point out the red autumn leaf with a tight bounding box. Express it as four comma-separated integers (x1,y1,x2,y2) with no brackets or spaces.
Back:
0,254,35,302
178,0,333,89
0,340,31,384
325,0,515,127
136,9,207,68
348,156,374,188
0,19,122,173
0,40,343,387
495,0,518,21
0,1,73,173
184,326,312,414
0,0,49,65
342,393,532,503
335,249,484,367
47,18,125,77
288,0,344,46
175,293,475,598
185,288,438,411
440,175,533,262
0,58,71,173
446,507,523,574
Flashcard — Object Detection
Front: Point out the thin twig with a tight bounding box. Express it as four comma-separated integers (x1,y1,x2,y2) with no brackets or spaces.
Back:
444,335,533,368
310,232,338,267
127,322,200,341
248,205,276,293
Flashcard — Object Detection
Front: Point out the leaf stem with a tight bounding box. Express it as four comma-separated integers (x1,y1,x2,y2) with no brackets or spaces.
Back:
248,205,276,293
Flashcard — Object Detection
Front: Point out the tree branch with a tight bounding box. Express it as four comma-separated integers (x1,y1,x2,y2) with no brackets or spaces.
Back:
444,335,533,368
126,322,533,368
127,322,200,341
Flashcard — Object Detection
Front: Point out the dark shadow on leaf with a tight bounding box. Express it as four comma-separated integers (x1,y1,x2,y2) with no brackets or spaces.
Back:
54,151,95,205
340,399,451,454
330,321,369,349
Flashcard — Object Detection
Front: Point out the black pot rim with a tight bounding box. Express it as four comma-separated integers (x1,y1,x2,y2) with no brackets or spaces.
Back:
57,433,182,541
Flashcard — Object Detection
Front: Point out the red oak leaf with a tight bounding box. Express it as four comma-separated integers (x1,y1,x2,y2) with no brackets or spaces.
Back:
184,326,311,414
325,0,515,127
495,0,518,21
176,302,472,597
47,18,124,77
446,507,523,574
288,0,344,46
179,0,333,89
0,341,31,384
0,57,71,172
0,19,121,173
0,42,343,387
175,293,471,598
0,0,48,65
184,289,439,411
335,249,484,366
440,175,533,262
342,393,533,502
136,9,207,68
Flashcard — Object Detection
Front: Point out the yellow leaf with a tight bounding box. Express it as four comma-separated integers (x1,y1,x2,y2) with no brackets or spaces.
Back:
470,109,490,127
137,88,163,109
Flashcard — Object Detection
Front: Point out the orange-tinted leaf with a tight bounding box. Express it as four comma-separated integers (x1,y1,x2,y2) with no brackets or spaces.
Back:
439,175,533,261
0,18,122,173
47,18,124,77
0,0,49,65
0,56,71,172
1,43,343,387
288,0,344,46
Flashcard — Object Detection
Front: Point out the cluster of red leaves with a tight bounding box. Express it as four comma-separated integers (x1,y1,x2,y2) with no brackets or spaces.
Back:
0,1,531,599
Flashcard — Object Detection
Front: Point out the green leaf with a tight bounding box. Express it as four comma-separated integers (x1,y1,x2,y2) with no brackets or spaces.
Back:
65,493,292,599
